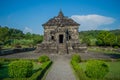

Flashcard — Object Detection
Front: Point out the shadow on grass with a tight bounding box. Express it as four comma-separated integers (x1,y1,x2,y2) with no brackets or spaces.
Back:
0,63,9,79
32,67,42,73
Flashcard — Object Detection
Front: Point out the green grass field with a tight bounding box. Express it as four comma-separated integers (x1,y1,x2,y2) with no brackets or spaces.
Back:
88,47,120,55
79,61,120,80
105,61,120,80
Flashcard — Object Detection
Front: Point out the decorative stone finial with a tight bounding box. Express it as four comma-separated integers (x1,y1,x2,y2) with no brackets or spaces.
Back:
58,9,64,18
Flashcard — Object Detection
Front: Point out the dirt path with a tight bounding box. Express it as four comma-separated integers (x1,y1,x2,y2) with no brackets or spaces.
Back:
45,54,76,80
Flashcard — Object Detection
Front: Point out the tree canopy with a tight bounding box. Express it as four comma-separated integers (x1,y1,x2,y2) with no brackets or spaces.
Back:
79,29,120,47
0,26,43,49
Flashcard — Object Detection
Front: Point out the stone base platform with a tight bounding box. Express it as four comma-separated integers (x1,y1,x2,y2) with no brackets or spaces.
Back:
35,42,87,54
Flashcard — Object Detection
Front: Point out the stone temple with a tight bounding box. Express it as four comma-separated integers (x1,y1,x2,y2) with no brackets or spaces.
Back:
36,10,87,54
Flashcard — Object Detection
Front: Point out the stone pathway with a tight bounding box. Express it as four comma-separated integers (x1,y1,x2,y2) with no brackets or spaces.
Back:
45,54,76,80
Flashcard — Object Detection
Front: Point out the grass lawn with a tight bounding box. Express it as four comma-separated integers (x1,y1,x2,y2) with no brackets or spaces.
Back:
79,61,120,80
105,61,120,79
0,61,41,79
88,47,120,54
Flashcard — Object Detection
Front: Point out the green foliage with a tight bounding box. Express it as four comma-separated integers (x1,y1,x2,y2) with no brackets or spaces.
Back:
79,30,120,47
24,33,43,44
8,60,33,78
4,61,52,80
72,61,88,80
117,35,120,47
114,46,119,49
96,39,104,46
8,28,24,39
105,61,120,80
33,34,43,44
96,31,116,47
30,61,52,80
1,25,120,48
81,37,91,46
0,58,5,67
0,27,9,42
71,55,88,80
13,39,34,48
0,26,43,49
71,54,81,63
38,55,50,63
0,41,3,49
24,32,32,39
85,60,109,79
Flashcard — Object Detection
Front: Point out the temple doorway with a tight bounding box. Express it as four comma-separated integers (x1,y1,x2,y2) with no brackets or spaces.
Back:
59,35,63,43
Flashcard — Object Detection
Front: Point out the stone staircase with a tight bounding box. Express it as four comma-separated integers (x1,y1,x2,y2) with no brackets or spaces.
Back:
58,44,68,54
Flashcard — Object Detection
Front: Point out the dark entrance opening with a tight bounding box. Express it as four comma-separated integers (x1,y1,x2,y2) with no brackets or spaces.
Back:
59,35,63,43
51,36,54,40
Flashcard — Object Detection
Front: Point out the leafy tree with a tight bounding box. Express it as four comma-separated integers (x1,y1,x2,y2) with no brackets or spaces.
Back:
0,27,9,43
33,34,43,45
96,30,116,47
81,36,91,46
13,39,34,48
106,33,116,47
79,29,120,47
8,28,24,39
24,32,32,39
96,39,104,46
117,35,120,47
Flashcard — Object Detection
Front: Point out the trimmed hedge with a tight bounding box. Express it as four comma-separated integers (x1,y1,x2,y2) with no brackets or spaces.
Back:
38,55,50,63
29,61,52,80
8,60,33,78
4,61,52,80
71,61,88,80
85,60,109,79
71,54,88,80
71,54,81,63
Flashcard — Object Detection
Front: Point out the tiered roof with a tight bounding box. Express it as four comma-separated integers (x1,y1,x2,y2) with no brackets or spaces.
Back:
42,10,80,26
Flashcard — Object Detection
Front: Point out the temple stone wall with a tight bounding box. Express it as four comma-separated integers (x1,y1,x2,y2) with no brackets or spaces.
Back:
35,10,87,54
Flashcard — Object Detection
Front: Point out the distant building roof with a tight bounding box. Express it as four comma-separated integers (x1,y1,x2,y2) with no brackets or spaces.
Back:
42,10,80,26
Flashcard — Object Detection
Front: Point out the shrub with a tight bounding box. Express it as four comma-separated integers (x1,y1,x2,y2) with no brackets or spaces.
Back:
4,61,52,80
30,61,52,80
85,59,109,79
8,60,33,78
38,55,50,63
114,46,119,49
0,58,5,67
71,54,81,63
71,57,88,80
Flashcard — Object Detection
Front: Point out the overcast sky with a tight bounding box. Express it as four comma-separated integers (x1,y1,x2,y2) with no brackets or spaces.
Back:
0,0,120,34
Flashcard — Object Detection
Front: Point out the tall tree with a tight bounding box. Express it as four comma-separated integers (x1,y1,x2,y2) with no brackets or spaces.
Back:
81,36,91,46
0,27,9,43
97,31,116,47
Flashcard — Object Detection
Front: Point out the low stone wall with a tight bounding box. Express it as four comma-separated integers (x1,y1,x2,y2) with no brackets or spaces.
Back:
0,48,36,56
113,49,120,53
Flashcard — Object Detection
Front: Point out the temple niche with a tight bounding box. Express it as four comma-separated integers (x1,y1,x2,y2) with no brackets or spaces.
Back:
36,10,87,54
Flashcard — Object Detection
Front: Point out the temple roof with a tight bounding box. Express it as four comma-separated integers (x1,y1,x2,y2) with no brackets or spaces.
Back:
42,10,80,26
